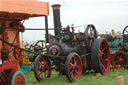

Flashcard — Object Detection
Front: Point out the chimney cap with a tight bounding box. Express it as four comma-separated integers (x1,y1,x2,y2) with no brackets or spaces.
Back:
52,4,61,9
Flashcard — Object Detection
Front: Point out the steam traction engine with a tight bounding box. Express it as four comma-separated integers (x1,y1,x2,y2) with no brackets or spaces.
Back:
111,26,128,69
34,4,111,82
102,26,128,69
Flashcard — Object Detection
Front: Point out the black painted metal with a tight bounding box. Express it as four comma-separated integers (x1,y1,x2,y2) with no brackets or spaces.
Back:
52,4,61,36
45,16,49,43
48,24,98,72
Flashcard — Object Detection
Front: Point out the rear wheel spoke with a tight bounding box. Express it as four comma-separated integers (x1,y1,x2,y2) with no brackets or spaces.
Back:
70,70,74,75
102,47,107,52
74,70,78,74
101,63,106,71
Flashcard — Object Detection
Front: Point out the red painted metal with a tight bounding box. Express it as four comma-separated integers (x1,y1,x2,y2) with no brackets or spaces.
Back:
49,45,60,56
99,39,111,74
0,82,7,85
13,43,23,62
37,56,51,80
15,75,25,85
0,61,18,72
0,17,24,84
69,54,82,80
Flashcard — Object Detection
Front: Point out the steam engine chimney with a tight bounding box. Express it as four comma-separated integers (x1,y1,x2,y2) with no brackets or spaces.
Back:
52,4,61,36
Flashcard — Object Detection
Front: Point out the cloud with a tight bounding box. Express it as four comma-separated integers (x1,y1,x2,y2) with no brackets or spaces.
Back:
23,0,128,41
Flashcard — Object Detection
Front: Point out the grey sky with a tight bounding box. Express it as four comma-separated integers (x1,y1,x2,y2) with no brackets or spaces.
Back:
23,0,128,41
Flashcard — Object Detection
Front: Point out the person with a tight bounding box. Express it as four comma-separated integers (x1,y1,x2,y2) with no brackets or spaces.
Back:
26,44,30,50
25,44,30,57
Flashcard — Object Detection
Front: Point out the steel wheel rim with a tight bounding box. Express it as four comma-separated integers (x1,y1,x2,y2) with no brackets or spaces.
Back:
84,24,97,49
123,25,128,36
15,76,24,85
69,55,82,80
99,40,111,74
112,52,128,68
37,56,51,80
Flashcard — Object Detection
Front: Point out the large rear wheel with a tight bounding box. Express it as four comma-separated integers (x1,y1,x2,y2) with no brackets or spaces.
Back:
65,53,82,82
91,38,111,74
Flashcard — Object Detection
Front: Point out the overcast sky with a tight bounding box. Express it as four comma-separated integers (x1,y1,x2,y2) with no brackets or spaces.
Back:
23,0,128,41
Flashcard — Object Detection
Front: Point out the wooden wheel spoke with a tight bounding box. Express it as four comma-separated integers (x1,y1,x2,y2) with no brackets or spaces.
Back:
99,50,103,55
69,65,72,70
74,58,77,66
99,50,103,61
70,70,74,75
102,47,107,52
103,59,108,66
69,63,73,71
69,63,73,67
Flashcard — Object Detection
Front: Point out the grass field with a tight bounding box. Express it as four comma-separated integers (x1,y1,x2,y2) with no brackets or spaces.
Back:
24,69,128,85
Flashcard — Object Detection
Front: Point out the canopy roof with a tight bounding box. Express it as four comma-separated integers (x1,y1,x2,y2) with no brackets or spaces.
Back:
0,0,49,18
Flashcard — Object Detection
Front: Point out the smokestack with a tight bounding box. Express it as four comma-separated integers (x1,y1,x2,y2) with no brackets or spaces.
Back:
52,4,61,36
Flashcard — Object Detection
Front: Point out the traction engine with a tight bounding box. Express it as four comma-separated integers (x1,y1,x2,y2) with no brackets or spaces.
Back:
34,4,111,82
0,0,49,85
0,17,26,85
111,26,128,69
102,26,128,69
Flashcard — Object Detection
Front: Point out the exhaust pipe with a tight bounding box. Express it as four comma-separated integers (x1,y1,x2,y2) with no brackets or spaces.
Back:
52,4,61,36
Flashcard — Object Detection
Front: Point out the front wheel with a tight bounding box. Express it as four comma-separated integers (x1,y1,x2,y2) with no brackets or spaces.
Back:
34,55,51,82
112,51,128,69
8,70,26,85
65,53,82,82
